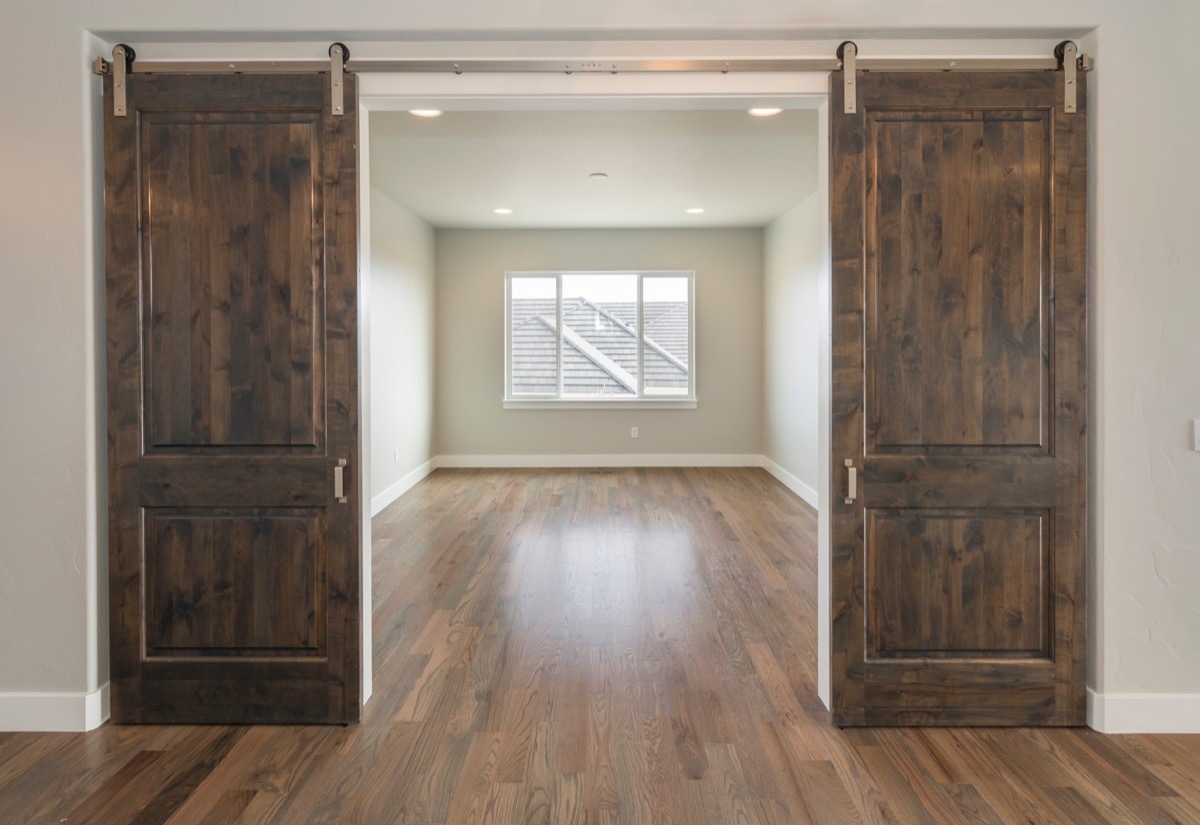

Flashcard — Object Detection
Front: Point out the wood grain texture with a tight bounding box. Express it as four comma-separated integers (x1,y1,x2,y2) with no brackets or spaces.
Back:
867,510,1047,657
2,469,1196,824
142,115,321,449
831,69,1087,725
869,111,1049,451
104,71,360,724
144,510,322,656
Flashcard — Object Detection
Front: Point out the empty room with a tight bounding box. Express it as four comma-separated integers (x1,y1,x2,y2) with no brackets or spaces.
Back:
2,1,1200,824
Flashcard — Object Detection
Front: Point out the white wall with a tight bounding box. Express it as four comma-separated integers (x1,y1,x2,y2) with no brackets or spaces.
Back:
435,228,763,459
2,0,1200,733
1081,17,1200,732
763,194,820,506
368,188,436,515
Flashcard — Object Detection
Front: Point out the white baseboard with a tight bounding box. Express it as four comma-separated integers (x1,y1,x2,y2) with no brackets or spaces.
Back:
434,453,763,469
761,457,819,508
370,459,435,516
0,682,109,732
1088,687,1200,733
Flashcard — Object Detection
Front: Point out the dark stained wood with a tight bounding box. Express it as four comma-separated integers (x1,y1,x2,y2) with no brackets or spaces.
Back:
142,115,322,450
104,72,360,724
831,69,1088,725
869,110,1048,451
830,63,869,728
863,455,1055,509
138,456,330,507
867,509,1047,657
0,469,1195,823
144,510,322,656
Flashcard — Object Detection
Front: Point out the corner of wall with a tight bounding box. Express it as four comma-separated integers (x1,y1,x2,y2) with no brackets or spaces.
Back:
83,28,111,703
761,457,819,509
1081,23,1105,707
370,459,436,517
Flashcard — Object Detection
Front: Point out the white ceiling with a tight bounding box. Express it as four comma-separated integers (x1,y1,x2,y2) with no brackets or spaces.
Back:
369,108,819,229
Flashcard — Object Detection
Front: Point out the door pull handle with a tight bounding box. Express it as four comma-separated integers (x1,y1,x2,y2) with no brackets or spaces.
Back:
844,458,857,504
334,459,348,503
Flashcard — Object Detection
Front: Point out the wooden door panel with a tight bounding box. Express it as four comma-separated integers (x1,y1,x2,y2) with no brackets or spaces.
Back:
831,70,1086,726
145,510,323,656
862,456,1055,509
863,661,1058,724
138,456,329,507
868,111,1049,451
106,72,359,724
866,509,1048,657
142,114,322,450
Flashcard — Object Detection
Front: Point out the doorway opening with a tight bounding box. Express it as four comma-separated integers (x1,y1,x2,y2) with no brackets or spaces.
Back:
357,77,834,710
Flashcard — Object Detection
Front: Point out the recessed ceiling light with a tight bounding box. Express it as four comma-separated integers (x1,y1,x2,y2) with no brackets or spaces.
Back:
685,207,705,214
748,107,783,117
493,208,513,215
408,109,444,118
589,172,609,180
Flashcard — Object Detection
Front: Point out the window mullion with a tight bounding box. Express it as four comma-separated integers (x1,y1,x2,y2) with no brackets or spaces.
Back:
505,275,512,399
688,273,695,400
636,275,645,399
556,273,564,399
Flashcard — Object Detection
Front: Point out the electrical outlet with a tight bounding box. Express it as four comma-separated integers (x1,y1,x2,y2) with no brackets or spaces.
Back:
631,426,639,439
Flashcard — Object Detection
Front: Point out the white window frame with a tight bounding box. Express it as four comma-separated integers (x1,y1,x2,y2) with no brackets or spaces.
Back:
504,270,696,409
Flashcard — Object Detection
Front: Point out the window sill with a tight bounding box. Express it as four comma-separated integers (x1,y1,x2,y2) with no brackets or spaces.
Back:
503,398,698,411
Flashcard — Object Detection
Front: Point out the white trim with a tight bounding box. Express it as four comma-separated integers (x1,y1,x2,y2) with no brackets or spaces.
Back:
762,457,819,509
1088,688,1200,734
0,682,109,732
815,97,833,712
371,459,436,517
434,453,762,469
503,399,697,410
82,30,106,703
358,101,375,708
360,71,831,109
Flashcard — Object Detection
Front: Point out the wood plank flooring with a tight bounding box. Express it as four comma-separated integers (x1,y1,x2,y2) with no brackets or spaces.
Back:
2,468,1198,823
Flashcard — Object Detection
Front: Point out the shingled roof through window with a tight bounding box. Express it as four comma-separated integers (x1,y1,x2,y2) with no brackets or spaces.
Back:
511,298,689,396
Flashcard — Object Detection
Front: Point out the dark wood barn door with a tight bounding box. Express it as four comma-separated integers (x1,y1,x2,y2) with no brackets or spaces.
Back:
104,72,361,723
830,71,1087,725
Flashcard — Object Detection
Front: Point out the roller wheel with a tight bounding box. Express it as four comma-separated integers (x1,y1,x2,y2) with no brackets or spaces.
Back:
329,42,350,64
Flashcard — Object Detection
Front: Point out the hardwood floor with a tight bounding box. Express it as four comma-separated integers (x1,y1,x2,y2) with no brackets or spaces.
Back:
2,467,1198,823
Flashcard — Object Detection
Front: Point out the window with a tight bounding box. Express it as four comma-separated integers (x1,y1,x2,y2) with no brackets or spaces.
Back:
505,271,695,407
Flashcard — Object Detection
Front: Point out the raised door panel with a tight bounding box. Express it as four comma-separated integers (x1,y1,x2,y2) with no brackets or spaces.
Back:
142,115,322,450
145,510,323,657
866,509,1048,658
867,111,1050,452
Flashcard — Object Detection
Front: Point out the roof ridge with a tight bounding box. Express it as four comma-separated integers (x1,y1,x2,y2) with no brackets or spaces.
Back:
578,297,687,376
535,314,637,394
